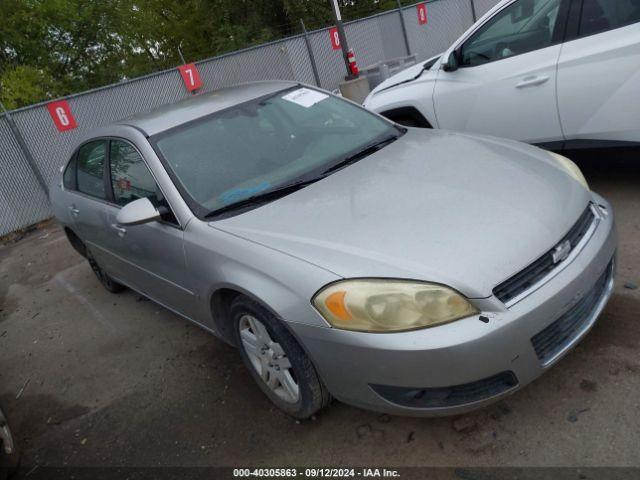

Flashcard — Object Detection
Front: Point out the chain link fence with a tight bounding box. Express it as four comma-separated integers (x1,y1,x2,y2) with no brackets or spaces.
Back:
0,0,500,237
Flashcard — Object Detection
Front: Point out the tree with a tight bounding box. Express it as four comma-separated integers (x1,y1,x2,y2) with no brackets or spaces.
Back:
0,0,405,109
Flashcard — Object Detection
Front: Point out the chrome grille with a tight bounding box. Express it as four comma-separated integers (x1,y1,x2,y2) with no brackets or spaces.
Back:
494,206,596,304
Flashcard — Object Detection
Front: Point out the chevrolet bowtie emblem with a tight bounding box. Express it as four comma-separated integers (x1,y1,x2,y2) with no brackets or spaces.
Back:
552,240,572,264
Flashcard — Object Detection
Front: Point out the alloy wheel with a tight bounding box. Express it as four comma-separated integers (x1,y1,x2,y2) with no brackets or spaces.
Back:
238,314,300,404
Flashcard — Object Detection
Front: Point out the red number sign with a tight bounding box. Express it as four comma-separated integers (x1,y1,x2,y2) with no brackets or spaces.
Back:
178,63,203,92
329,27,341,50
417,3,428,25
46,100,77,132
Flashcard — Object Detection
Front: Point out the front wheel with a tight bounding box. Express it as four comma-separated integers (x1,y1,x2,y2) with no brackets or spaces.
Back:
0,408,19,480
231,296,330,419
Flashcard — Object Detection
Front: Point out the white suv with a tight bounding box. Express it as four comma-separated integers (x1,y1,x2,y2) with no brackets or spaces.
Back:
363,0,640,150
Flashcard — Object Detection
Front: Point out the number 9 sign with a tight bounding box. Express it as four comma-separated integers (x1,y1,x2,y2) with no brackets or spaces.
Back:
47,100,77,132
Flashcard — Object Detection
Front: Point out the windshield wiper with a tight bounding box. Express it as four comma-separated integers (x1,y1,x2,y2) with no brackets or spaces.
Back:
205,131,401,219
204,178,320,219
321,132,401,176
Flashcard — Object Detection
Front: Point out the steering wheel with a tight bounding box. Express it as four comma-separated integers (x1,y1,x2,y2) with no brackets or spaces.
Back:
494,41,510,58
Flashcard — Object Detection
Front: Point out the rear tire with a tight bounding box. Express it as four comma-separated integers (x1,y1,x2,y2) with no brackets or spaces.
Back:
86,250,125,294
231,296,330,419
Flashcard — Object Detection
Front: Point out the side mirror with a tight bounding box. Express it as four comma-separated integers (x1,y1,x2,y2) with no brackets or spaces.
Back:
116,197,161,226
442,51,459,72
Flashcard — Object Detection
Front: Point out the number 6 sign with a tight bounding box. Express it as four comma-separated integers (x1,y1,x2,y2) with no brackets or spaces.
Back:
46,100,77,132
178,63,203,92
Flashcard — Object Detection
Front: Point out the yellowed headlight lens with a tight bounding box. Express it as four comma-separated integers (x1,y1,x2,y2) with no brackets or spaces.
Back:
313,280,478,332
549,152,589,190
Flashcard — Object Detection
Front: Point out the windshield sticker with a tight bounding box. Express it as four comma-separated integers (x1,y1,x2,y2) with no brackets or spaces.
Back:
220,182,270,205
282,88,328,108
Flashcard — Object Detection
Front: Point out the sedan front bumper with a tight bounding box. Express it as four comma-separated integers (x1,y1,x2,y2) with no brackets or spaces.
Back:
290,194,617,416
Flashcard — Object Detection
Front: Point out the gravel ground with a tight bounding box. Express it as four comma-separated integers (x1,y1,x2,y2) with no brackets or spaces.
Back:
0,148,639,473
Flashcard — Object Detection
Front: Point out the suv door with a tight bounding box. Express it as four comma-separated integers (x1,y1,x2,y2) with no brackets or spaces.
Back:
556,0,640,146
103,139,198,319
433,0,569,144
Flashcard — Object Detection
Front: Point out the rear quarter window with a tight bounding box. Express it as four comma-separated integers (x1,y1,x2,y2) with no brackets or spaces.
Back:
63,155,77,190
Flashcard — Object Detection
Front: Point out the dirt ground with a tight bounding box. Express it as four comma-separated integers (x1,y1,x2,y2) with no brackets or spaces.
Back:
1,149,639,473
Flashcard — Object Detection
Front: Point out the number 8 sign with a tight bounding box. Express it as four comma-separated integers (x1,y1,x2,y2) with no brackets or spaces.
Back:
178,63,203,92
417,3,428,25
329,27,341,50
47,100,77,132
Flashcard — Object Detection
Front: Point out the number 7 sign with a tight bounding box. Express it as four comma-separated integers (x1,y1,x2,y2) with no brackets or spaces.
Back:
178,63,203,92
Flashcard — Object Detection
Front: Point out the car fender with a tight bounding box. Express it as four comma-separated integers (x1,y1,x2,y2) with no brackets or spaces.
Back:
183,220,340,333
365,77,438,129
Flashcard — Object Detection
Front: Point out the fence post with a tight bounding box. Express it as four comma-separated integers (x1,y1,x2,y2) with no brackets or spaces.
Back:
470,0,477,22
396,0,412,56
0,101,49,195
300,19,322,87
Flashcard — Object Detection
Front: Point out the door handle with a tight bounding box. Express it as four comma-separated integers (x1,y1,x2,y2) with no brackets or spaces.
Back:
111,224,127,237
68,206,80,216
516,75,550,88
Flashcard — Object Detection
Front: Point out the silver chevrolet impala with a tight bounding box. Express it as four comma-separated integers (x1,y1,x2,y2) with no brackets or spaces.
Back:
50,81,616,418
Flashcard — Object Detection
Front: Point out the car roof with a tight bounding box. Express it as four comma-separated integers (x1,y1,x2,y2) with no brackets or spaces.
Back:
117,80,298,136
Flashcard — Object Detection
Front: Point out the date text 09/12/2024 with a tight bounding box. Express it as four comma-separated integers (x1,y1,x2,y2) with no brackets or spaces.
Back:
232,468,401,478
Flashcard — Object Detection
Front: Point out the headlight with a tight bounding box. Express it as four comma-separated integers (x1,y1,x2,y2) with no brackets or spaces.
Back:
313,280,478,332
549,152,589,190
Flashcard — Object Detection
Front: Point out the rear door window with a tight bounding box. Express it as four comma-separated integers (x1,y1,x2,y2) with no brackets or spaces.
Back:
578,0,640,37
76,140,107,199
63,155,77,190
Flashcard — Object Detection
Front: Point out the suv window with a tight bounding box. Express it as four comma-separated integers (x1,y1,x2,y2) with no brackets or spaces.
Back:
109,139,179,225
76,140,107,199
578,0,640,37
460,0,562,67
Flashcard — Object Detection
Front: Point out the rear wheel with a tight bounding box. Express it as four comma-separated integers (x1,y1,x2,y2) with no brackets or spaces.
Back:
231,296,330,419
86,250,125,294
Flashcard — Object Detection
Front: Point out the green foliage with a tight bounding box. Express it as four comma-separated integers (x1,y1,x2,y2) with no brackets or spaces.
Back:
0,66,58,109
0,0,406,109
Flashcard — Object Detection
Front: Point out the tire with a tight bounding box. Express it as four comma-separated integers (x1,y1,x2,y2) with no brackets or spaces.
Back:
86,249,125,294
231,296,330,419
0,410,19,480
0,447,19,480
392,115,419,128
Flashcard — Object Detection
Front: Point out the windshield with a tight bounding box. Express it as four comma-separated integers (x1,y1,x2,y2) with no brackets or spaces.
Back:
152,86,397,216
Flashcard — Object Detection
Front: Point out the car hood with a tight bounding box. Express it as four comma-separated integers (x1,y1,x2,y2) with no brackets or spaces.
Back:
210,129,591,298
